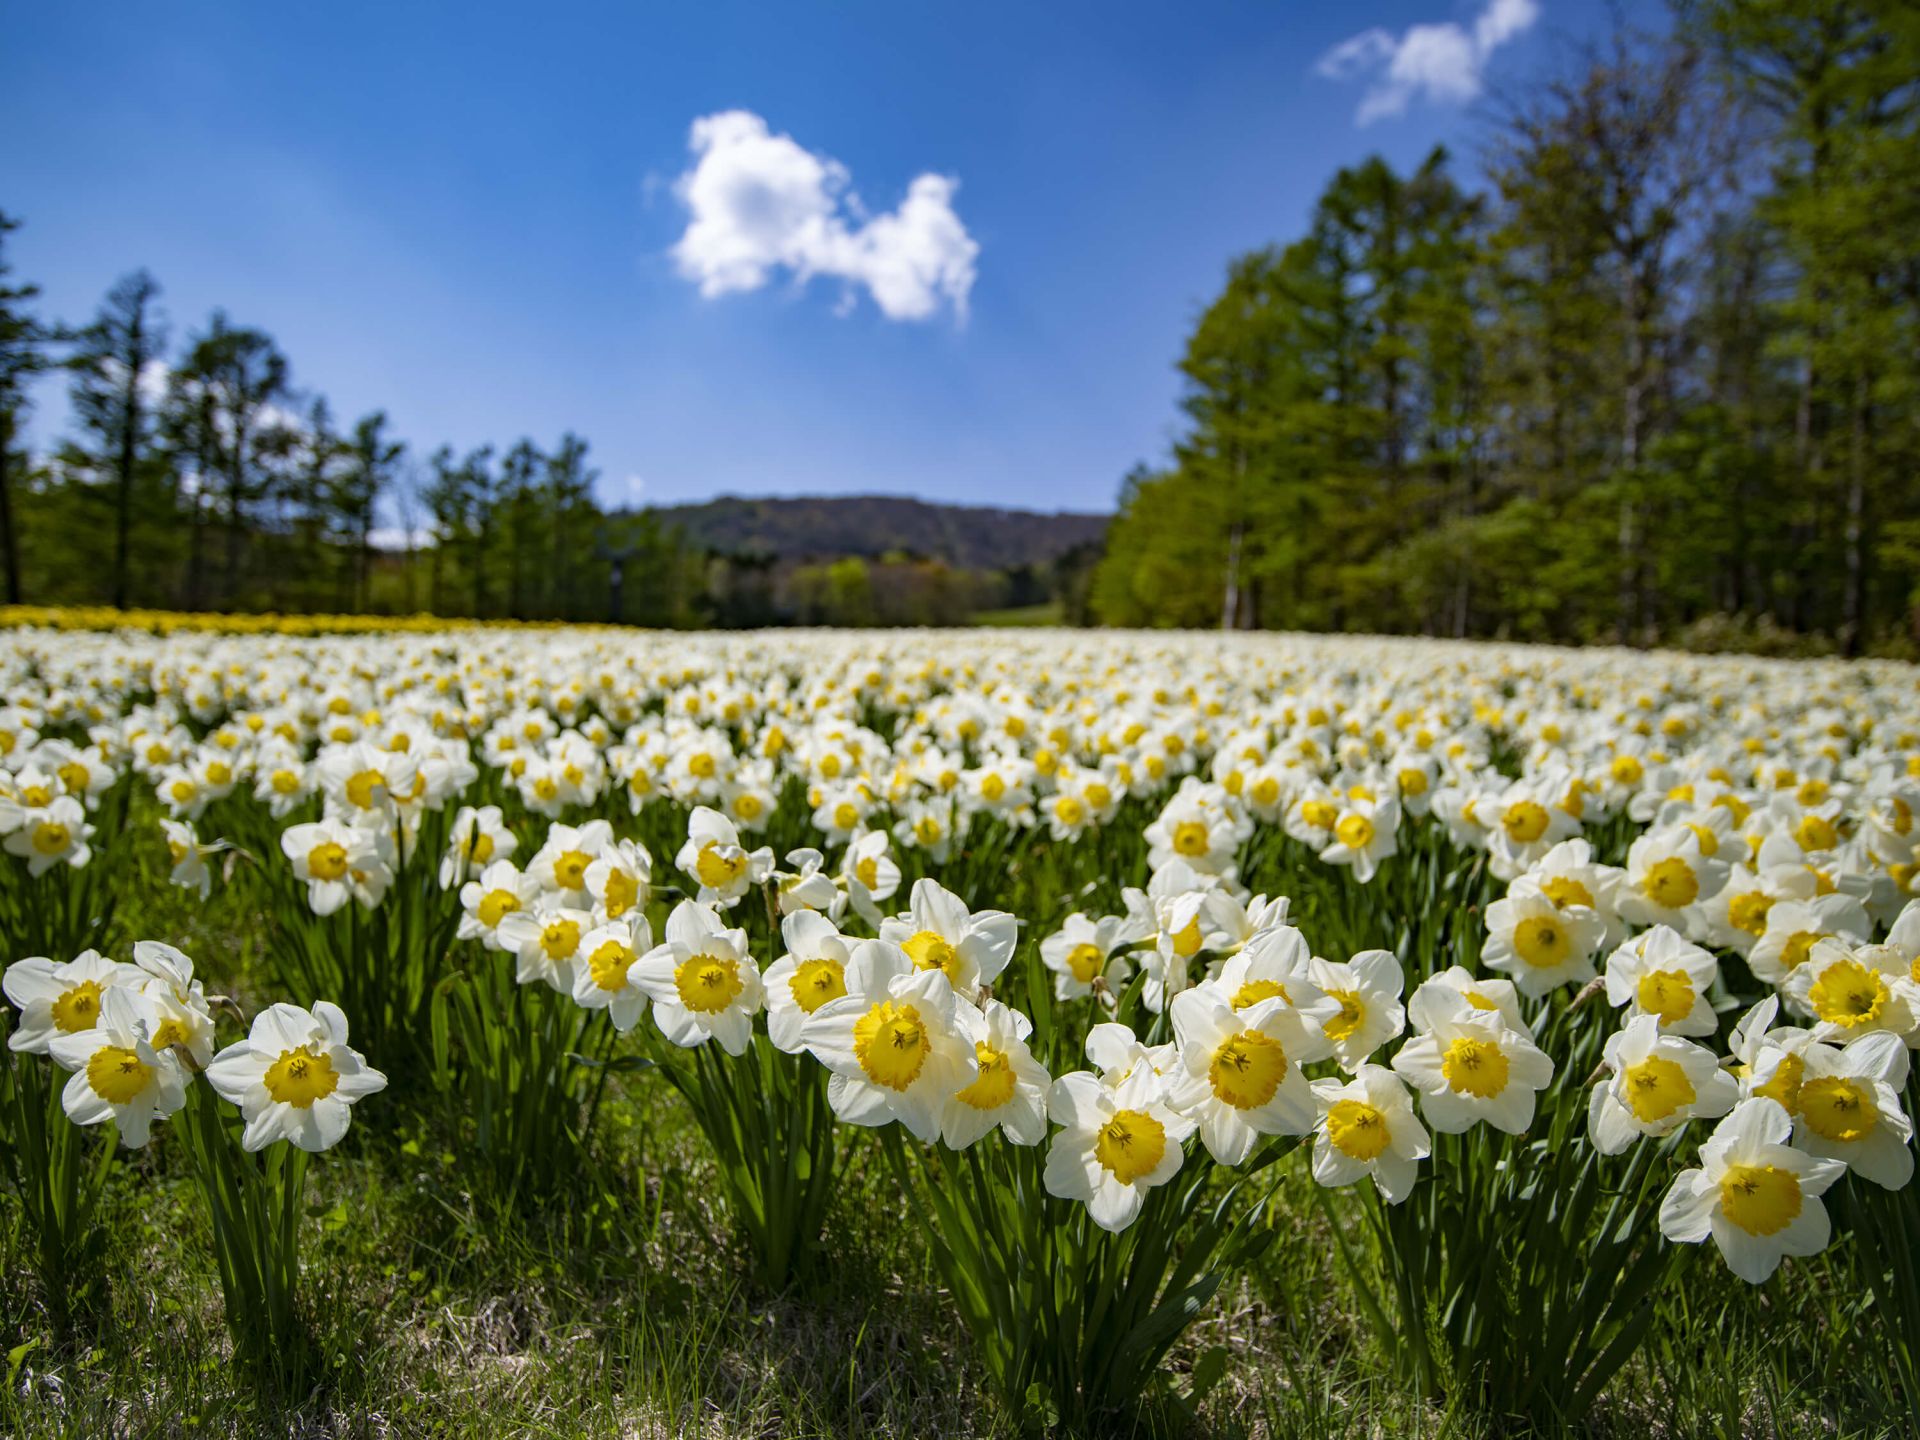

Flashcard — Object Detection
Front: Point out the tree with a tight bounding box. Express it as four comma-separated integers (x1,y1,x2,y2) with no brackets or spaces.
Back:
67,270,166,610
337,413,403,610
543,433,594,619
167,314,292,607
0,212,53,605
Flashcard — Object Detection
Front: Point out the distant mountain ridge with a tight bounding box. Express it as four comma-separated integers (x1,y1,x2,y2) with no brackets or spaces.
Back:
632,494,1109,570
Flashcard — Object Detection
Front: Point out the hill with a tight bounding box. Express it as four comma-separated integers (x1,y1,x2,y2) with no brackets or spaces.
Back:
633,494,1108,570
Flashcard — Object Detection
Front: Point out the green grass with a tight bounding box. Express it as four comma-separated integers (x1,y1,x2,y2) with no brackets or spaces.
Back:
1,795,1911,1439
970,603,1066,628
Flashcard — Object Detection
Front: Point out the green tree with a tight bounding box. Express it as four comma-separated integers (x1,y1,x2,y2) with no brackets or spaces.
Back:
0,212,53,605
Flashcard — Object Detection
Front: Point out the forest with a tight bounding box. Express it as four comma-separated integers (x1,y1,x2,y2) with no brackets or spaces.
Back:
1092,2,1920,654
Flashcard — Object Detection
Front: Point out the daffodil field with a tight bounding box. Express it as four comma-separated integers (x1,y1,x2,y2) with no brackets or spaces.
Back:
4,617,1919,1437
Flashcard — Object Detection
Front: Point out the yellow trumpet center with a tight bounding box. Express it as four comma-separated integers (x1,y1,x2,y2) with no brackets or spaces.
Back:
1094,1108,1167,1184
263,1045,340,1108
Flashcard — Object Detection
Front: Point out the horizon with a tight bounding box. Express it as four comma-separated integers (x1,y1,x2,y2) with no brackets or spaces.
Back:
4,0,1652,526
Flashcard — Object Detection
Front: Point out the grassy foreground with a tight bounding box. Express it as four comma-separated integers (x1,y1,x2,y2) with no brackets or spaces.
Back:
0,789,1900,1440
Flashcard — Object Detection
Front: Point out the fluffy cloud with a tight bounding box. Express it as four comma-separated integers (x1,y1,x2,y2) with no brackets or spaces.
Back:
1317,0,1540,125
669,110,978,323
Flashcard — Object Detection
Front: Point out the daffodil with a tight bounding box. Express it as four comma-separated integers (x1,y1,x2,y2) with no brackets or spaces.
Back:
133,940,218,1068
457,858,541,950
48,985,189,1148
763,909,854,1053
1306,949,1406,1071
439,803,517,889
1658,1097,1846,1283
1168,987,1329,1164
280,816,393,915
1588,1015,1737,1153
497,903,595,992
569,917,653,1032
1786,1030,1913,1188
1044,1054,1196,1233
1038,911,1142,1000
4,794,94,875
1783,938,1918,1043
1391,989,1555,1134
878,877,1018,996
1309,1065,1429,1202
4,948,139,1054
1484,888,1605,998
526,818,614,902
204,1000,387,1152
674,806,773,909
630,899,763,1054
1602,925,1720,1036
800,939,978,1141
941,998,1050,1148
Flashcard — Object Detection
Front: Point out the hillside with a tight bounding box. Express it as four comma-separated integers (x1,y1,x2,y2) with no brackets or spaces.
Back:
634,494,1108,570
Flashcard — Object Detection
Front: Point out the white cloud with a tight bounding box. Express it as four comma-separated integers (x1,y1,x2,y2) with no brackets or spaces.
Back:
624,473,648,503
669,110,978,323
1316,0,1539,125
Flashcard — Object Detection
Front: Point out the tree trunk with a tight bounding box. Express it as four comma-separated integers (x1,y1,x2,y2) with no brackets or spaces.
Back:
112,361,140,611
1221,520,1241,631
0,416,21,605
1840,371,1868,657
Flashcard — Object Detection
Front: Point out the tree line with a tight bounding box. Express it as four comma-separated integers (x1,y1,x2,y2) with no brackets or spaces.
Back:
0,235,714,624
1093,1,1920,655
0,228,1093,628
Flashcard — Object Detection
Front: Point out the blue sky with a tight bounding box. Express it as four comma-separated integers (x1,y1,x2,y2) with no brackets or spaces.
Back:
2,0,1646,518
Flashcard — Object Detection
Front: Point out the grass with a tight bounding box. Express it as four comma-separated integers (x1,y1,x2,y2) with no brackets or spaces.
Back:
1,793,1911,1439
970,604,1066,628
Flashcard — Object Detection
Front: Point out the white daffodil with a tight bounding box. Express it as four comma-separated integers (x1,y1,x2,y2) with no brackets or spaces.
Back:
1602,925,1721,1036
1038,911,1141,1001
941,997,1050,1149
205,1000,387,1152
1318,794,1400,884
568,916,653,1032
497,903,594,993
1483,888,1605,998
4,949,139,1054
839,829,901,929
1658,1098,1846,1284
438,803,518,890
1309,1065,1429,1203
1044,1058,1196,1233
878,877,1018,995
630,899,763,1054
1407,966,1531,1038
801,940,978,1142
48,985,188,1148
1588,1015,1737,1153
1517,838,1628,947
763,909,853,1054
160,817,220,899
132,940,218,1068
1306,949,1405,1071
1787,1030,1914,1189
1784,939,1918,1043
674,806,774,909
1168,987,1330,1165
457,858,541,951
1391,989,1555,1135
1746,894,1874,987
280,816,392,916
774,848,844,920
526,818,614,902
583,837,653,924
1620,824,1730,930
4,794,94,875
